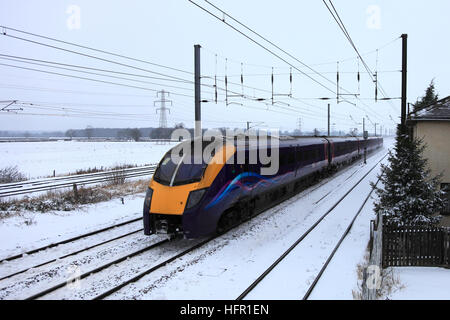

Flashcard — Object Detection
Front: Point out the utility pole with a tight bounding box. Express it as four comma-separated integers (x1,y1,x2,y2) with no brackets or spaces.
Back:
401,34,408,128
297,117,302,136
327,104,331,137
363,117,367,164
154,90,172,128
194,44,202,138
363,117,366,137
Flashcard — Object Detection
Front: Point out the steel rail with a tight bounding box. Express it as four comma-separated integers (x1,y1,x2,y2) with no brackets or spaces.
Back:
302,170,384,300
236,152,388,300
12,149,385,300
0,216,142,262
93,152,385,300
24,237,170,300
0,165,157,189
0,168,155,197
0,228,144,282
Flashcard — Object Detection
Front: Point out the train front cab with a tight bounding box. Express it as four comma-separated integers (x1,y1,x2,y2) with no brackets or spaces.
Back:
143,140,236,238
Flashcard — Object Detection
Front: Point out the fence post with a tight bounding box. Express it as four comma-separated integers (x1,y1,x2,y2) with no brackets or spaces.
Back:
73,183,78,199
363,214,383,300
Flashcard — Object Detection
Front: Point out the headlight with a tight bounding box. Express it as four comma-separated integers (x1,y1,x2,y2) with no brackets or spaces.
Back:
186,188,207,210
144,188,153,208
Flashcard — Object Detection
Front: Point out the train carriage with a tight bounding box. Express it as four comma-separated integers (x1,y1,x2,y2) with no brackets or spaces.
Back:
143,135,383,238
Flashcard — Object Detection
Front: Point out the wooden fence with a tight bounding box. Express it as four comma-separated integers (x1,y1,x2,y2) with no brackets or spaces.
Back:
382,223,450,268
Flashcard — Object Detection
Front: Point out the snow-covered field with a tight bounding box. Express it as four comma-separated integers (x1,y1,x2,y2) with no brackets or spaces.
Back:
0,141,176,178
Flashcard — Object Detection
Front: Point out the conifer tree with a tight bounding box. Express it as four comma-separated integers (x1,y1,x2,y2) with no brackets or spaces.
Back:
413,80,439,113
372,126,444,225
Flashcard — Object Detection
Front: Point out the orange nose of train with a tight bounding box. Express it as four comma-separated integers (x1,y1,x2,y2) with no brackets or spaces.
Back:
148,143,236,216
149,180,199,215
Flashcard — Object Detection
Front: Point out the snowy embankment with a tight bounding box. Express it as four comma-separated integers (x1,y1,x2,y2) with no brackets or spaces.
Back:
0,195,143,260
0,140,175,258
0,141,176,179
384,267,450,300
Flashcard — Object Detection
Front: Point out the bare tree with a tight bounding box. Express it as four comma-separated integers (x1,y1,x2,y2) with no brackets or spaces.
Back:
65,129,75,139
85,125,94,140
130,128,141,142
313,128,320,137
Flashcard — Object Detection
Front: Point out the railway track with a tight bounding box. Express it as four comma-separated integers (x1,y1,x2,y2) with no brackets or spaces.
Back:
236,152,388,300
88,154,387,300
0,216,142,263
0,225,144,282
0,150,385,300
0,165,157,198
24,237,171,300
302,171,383,300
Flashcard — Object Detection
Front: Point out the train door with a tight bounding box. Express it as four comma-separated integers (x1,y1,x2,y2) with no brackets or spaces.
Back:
328,141,334,164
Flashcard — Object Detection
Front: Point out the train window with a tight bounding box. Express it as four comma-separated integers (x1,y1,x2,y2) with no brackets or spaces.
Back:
303,151,309,163
309,150,314,162
288,152,295,164
314,149,318,161
307,150,314,163
153,153,179,186
173,154,206,186
281,153,288,166
296,150,302,162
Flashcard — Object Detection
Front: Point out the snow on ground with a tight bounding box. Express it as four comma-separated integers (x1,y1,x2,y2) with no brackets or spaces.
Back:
385,267,450,300
0,141,176,178
243,149,388,300
307,190,377,299
2,138,422,300
105,147,392,300
0,194,144,260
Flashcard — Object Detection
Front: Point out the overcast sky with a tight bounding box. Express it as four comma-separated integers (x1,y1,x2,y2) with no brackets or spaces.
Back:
1,0,449,134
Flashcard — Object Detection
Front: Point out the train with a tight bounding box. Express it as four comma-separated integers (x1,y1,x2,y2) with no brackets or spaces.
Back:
143,135,383,239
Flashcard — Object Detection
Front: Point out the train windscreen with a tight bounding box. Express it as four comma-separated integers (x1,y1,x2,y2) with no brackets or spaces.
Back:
153,153,178,185
172,154,205,186
153,151,207,186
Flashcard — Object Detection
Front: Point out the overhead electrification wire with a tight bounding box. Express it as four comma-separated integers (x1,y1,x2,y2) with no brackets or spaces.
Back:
0,24,389,127
0,62,195,98
198,1,386,120
1,31,193,83
310,36,400,66
201,0,343,92
187,0,337,95
0,53,194,84
0,56,202,93
189,0,391,123
0,25,193,75
1,25,373,122
322,0,399,114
